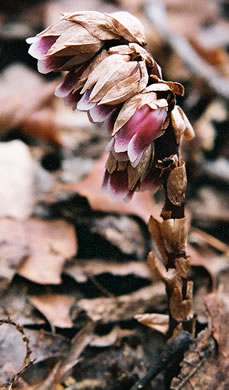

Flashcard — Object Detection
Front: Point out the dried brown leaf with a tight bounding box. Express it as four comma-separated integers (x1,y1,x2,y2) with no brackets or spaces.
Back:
71,153,161,223
148,216,168,264
38,18,75,38
167,162,187,206
0,64,56,133
18,218,77,284
66,11,119,40
170,281,193,322
47,24,102,57
55,322,95,382
81,54,130,95
160,218,188,253
28,294,75,329
90,61,137,103
64,258,152,283
127,144,153,190
175,256,191,278
73,49,109,92
75,283,165,323
0,141,35,220
171,106,195,141
135,313,169,334
0,219,29,292
99,66,141,105
108,11,146,45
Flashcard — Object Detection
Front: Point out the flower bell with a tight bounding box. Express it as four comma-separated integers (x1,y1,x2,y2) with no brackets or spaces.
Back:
27,10,194,202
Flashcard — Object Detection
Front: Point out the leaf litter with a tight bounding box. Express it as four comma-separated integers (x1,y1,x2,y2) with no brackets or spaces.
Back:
0,0,228,389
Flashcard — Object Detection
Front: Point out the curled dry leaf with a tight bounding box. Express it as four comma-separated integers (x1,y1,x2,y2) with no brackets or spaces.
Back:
75,283,165,323
64,258,153,283
135,313,169,335
160,218,188,253
148,216,168,264
18,218,77,284
169,281,193,323
167,162,187,206
28,294,76,329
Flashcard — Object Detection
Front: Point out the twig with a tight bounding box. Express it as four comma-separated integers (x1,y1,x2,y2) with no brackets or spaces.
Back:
130,331,193,390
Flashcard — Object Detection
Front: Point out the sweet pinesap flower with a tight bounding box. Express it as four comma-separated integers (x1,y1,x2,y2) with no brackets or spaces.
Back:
27,10,194,202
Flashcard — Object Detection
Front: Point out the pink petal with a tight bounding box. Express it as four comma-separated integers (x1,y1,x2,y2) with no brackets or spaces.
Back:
127,107,167,164
102,170,130,201
88,104,114,123
77,89,96,111
103,109,119,134
55,69,82,98
64,90,81,109
28,36,57,60
38,56,71,74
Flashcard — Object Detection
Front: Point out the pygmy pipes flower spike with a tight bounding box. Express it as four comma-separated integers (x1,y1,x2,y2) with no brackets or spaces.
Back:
27,10,194,202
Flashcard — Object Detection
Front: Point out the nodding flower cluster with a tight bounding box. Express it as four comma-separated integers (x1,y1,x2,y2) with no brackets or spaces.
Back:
27,10,194,201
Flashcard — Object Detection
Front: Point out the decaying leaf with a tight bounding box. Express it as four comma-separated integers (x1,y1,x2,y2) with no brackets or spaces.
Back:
135,313,169,334
0,141,35,220
167,162,187,206
0,219,29,292
54,322,95,382
64,258,153,283
0,64,56,133
28,294,76,329
71,153,161,223
18,218,77,284
74,283,165,323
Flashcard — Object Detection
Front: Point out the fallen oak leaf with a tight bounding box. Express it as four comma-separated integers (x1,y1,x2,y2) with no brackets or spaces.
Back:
28,294,76,329
18,218,77,285
69,152,161,223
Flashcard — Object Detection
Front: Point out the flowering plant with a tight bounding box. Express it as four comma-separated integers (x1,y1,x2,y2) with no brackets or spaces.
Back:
27,10,195,336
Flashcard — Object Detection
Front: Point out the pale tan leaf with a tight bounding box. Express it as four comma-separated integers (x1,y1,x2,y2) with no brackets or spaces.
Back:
99,67,141,105
64,258,152,283
38,18,75,38
135,313,169,334
0,219,29,292
66,11,119,40
28,294,75,328
47,24,102,56
18,218,77,284
0,141,34,220
55,322,95,382
70,153,161,223
90,61,137,103
108,11,146,45
160,218,188,253
129,43,155,66
76,283,165,323
148,216,168,264
145,83,171,92
167,162,187,206
73,49,109,92
81,54,130,95
108,44,134,56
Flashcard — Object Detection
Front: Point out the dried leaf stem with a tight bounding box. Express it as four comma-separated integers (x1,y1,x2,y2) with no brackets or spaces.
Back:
147,133,194,336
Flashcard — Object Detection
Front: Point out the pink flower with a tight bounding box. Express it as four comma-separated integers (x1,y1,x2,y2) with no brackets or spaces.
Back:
108,105,167,166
